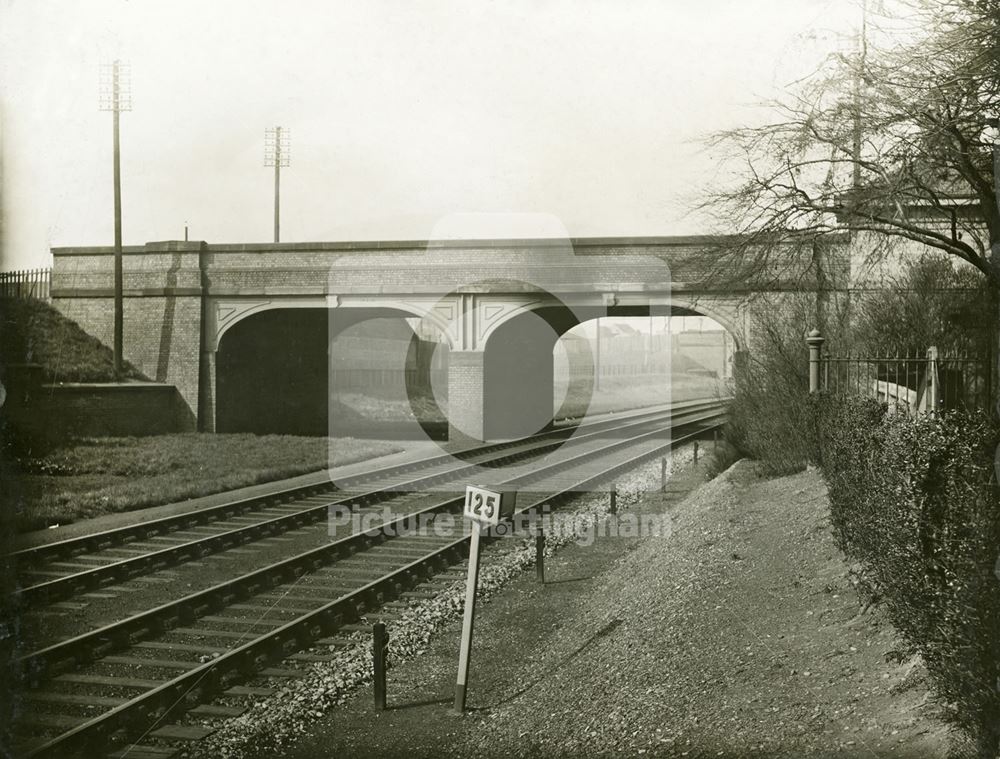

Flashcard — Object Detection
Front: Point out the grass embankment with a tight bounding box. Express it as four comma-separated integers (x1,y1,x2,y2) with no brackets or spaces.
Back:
0,298,145,381
9,435,401,532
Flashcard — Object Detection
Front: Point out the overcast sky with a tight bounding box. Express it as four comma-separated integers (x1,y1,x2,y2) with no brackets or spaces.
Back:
0,0,861,270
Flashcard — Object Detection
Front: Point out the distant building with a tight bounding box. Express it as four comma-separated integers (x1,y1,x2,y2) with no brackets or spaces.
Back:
672,329,731,378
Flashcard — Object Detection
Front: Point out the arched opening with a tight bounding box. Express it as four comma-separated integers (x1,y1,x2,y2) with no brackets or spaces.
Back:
554,311,735,423
214,301,737,441
479,304,737,439
216,309,329,435
328,310,449,440
215,307,449,437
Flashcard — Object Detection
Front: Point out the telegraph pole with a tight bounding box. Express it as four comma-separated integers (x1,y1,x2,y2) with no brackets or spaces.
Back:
100,60,131,379
851,0,867,190
265,127,290,242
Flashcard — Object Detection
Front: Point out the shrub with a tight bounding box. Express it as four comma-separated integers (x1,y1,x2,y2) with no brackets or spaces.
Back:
725,373,813,475
724,293,844,475
703,438,742,479
814,394,1000,757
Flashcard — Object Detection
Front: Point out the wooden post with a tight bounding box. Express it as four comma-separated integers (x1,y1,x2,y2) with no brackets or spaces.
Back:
112,63,124,381
660,457,667,493
806,329,825,394
926,346,939,416
453,521,483,713
535,526,545,583
713,428,719,453
609,486,617,515
693,441,699,465
373,622,388,710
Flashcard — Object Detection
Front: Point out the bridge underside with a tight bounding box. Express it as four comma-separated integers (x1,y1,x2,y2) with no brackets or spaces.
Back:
213,302,731,442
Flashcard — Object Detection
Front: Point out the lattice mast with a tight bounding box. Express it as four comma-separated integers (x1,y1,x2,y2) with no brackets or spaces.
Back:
265,127,290,243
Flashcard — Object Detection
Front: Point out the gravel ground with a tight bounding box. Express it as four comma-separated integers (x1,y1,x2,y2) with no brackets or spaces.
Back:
277,458,950,759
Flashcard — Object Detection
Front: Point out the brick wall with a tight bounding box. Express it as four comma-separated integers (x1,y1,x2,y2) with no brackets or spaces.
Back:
51,242,204,425
447,350,485,442
6,381,190,450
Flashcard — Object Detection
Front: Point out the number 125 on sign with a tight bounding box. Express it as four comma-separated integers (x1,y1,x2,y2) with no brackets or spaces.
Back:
464,486,504,526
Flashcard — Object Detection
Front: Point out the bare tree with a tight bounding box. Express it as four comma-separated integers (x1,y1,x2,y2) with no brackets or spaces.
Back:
700,0,998,287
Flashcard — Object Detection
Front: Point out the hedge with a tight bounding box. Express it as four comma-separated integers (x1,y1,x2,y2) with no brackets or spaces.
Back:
813,394,1000,757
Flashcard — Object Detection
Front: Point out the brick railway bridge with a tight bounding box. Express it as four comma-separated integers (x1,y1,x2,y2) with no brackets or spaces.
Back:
50,236,844,441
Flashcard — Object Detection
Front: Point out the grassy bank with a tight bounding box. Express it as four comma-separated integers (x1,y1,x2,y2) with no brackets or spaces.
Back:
0,298,146,382
7,434,401,532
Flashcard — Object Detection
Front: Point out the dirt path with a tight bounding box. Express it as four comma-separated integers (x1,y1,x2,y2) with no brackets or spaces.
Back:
278,461,951,759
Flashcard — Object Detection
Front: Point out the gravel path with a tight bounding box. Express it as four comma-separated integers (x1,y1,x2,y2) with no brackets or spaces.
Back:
276,459,951,759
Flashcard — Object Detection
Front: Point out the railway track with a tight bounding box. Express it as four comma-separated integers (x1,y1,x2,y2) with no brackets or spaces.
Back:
9,398,726,758
12,398,721,607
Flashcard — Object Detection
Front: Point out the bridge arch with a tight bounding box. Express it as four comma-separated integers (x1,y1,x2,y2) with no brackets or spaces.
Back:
208,292,745,440
476,295,747,354
472,299,742,440
214,304,449,436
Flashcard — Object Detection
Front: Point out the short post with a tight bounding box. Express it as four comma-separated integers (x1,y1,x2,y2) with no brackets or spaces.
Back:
535,525,545,583
373,622,388,710
713,428,719,453
609,486,617,515
693,441,699,465
660,457,667,493
926,346,939,415
806,328,825,394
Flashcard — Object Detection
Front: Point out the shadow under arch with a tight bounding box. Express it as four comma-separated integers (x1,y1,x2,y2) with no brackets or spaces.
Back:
216,308,329,435
215,306,450,437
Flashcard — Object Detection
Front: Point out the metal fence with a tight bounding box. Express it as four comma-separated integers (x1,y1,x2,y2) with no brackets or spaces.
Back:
0,268,51,300
807,330,990,413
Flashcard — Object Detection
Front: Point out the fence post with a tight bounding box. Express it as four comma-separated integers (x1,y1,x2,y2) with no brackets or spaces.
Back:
372,622,388,710
535,525,545,583
926,346,939,416
806,329,825,394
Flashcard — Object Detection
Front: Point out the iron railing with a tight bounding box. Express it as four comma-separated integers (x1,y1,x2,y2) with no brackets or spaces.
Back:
807,331,989,413
822,350,987,412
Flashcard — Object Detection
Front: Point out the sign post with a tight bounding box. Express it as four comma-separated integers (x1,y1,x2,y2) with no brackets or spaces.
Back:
453,485,514,714
453,518,483,714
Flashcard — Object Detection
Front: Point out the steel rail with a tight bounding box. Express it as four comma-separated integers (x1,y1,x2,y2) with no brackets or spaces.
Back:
20,414,723,759
13,399,726,606
17,411,723,758
15,402,724,682
10,397,724,570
